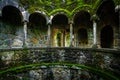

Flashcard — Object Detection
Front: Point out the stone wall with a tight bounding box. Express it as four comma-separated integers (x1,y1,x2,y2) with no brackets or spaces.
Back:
27,28,48,47
0,21,24,48
0,21,48,48
0,48,120,80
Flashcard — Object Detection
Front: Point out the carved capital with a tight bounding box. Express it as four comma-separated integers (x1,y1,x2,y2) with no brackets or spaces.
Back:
91,14,99,22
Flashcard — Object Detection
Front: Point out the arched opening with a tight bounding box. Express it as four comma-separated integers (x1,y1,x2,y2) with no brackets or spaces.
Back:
52,14,68,26
1,5,23,48
97,0,115,23
52,14,69,47
100,25,113,48
73,11,91,47
97,0,116,48
28,12,47,47
78,28,88,47
29,12,47,30
74,11,91,26
2,5,23,26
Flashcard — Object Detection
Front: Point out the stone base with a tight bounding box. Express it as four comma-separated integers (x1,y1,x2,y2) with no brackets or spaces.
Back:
92,44,98,48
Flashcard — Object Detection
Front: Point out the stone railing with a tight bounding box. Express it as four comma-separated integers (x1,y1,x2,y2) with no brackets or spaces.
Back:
0,47,120,80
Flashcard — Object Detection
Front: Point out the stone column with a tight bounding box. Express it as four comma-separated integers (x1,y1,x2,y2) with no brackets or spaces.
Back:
118,5,120,49
69,20,73,47
91,14,99,48
22,10,29,48
93,20,97,46
23,21,27,47
47,22,51,47
115,5,120,48
63,30,65,47
61,30,65,47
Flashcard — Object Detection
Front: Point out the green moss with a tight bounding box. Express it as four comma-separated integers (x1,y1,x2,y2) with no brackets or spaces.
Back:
0,63,119,80
49,8,70,17
19,0,120,17
20,0,92,17
114,0,120,5
91,0,102,14
71,4,92,16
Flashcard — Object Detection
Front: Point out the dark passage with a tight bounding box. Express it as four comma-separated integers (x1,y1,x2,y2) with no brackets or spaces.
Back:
101,25,113,48
78,28,88,44
2,5,22,26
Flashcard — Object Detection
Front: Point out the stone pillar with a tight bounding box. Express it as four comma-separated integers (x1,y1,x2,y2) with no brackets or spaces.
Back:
63,31,65,47
69,20,73,47
22,10,29,48
115,5,120,49
118,6,120,49
23,21,27,47
47,22,51,47
91,14,99,48
74,31,77,47
61,30,65,47
93,20,97,46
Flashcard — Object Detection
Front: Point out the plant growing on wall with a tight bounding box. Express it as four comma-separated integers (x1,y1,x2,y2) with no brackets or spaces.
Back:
0,63,119,80
20,0,92,17
19,0,118,17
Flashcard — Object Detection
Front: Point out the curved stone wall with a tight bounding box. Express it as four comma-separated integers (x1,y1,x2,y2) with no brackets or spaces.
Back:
0,48,120,79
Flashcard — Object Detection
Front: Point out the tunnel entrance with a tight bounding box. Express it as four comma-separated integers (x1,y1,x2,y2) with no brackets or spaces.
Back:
100,25,113,48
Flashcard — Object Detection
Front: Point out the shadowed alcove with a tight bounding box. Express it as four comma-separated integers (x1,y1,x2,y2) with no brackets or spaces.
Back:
28,12,47,47
29,12,47,30
52,14,69,47
101,25,113,48
2,5,23,26
78,28,88,44
74,11,91,47
97,0,116,48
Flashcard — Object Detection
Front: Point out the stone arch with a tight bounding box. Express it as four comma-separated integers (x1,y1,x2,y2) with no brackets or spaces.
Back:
97,0,117,48
93,0,117,14
29,12,47,30
52,13,68,26
51,13,69,47
0,0,24,16
97,0,115,21
1,5,24,48
27,12,48,47
49,9,70,17
100,25,113,48
73,10,91,47
73,10,91,27
2,5,23,25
